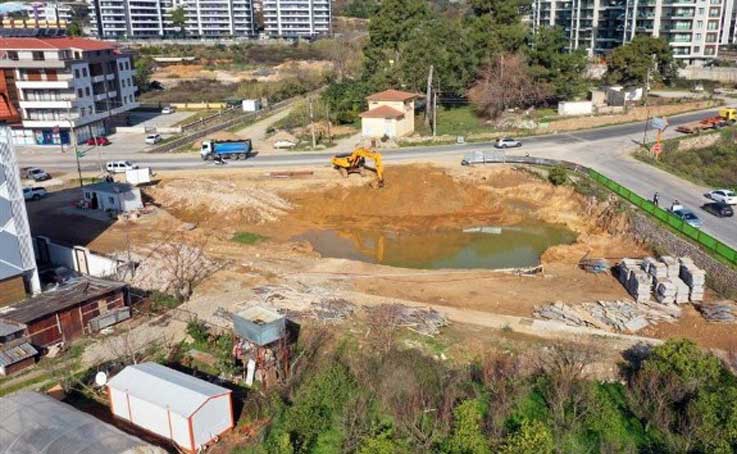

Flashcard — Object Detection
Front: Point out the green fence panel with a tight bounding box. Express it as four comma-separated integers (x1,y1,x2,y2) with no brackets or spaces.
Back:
653,208,669,221
667,215,684,230
629,193,646,208
715,242,737,262
682,223,700,241
640,201,657,214
698,234,718,250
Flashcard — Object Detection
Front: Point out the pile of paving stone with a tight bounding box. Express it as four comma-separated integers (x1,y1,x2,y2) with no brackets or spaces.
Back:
617,256,706,304
697,301,737,323
534,299,681,333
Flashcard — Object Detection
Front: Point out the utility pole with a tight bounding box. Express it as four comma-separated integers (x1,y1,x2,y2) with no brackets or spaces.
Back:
433,91,437,137
71,122,83,189
308,97,316,150
424,65,434,129
642,53,656,145
326,103,332,145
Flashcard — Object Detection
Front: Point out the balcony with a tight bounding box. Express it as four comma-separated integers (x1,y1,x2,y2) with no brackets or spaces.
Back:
19,100,77,109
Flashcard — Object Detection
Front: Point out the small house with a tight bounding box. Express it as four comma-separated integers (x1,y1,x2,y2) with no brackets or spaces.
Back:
0,275,130,348
82,182,143,213
107,362,234,453
1,391,165,453
360,89,419,139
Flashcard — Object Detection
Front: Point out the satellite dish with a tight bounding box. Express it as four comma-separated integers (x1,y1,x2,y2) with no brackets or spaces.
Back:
94,371,108,387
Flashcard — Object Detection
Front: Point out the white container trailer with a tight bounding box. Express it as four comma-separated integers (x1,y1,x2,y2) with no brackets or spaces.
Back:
107,362,233,453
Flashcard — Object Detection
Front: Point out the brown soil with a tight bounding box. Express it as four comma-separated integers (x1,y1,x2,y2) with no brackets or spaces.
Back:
35,164,737,352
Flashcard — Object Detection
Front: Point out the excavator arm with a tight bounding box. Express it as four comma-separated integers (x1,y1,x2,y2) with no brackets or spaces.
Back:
331,147,384,187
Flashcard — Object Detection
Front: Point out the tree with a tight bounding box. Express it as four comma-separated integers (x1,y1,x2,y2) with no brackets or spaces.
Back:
155,234,224,302
527,26,589,101
67,21,83,37
445,399,490,454
339,0,381,18
467,53,549,119
466,0,530,66
322,80,372,124
606,36,678,86
170,7,187,37
134,55,155,92
501,418,554,454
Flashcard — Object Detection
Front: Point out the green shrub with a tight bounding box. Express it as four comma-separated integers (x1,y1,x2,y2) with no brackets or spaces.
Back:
547,166,568,186
186,319,209,345
232,231,267,245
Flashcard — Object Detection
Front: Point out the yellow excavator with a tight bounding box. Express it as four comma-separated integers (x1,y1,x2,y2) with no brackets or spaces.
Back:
331,147,384,188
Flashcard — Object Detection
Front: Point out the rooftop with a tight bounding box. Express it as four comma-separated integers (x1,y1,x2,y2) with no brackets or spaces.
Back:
0,275,126,324
366,89,420,103
360,105,405,119
0,37,115,51
0,341,37,367
0,391,162,454
0,319,26,337
84,181,136,194
107,362,231,418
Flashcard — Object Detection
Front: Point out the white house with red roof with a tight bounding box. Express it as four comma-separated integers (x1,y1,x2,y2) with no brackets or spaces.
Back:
0,37,137,145
360,89,419,139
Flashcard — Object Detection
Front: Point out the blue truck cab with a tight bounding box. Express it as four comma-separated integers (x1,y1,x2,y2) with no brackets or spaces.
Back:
200,139,253,160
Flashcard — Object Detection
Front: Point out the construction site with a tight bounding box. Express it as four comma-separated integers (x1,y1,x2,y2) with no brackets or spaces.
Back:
23,158,737,364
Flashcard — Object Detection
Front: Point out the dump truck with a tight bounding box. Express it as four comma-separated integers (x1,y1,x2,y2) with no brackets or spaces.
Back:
200,139,253,160
676,108,736,134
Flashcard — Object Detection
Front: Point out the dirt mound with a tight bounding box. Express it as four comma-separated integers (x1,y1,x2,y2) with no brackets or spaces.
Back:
291,166,505,227
147,178,292,224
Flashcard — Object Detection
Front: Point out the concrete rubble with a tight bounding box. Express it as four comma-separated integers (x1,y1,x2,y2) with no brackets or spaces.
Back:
679,257,706,302
534,299,681,333
697,301,737,323
365,304,448,337
251,284,355,323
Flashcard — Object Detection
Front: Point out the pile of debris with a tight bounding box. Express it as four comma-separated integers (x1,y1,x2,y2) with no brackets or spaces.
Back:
697,301,737,323
251,284,355,323
365,304,448,337
535,299,681,333
617,256,706,304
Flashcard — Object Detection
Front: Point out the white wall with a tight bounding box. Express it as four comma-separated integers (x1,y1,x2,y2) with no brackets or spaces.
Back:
35,236,121,277
109,388,129,420
558,101,593,116
192,394,232,449
128,395,172,439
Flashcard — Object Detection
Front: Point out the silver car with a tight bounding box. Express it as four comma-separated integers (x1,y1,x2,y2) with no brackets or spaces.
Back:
494,137,522,149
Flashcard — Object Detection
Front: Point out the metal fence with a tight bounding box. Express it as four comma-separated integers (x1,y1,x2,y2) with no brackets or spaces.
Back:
465,151,737,266
587,169,737,266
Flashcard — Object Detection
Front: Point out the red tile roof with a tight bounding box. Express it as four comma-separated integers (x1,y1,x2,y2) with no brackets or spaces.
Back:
360,105,405,119
366,89,420,102
0,37,115,51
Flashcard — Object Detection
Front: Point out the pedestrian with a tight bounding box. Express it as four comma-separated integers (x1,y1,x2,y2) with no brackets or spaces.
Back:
653,192,659,207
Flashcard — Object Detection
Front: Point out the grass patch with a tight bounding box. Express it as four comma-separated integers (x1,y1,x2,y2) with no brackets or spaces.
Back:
415,105,492,137
173,109,221,126
232,231,267,245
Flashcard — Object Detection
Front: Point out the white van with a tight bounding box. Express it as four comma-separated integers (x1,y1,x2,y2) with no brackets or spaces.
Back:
145,133,162,145
106,160,138,174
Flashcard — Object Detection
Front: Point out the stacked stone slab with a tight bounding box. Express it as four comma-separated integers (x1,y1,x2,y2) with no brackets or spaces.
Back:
627,268,652,303
618,259,641,285
679,257,706,302
643,257,668,281
655,280,677,304
673,278,691,304
660,256,680,279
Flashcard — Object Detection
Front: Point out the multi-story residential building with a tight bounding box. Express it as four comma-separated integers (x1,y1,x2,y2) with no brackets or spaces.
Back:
87,0,255,38
0,37,137,145
262,0,331,38
0,126,41,304
26,2,75,25
531,0,726,65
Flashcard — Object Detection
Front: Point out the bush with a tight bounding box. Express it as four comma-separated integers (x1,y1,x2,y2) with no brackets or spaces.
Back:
232,231,267,245
186,319,209,345
547,166,568,186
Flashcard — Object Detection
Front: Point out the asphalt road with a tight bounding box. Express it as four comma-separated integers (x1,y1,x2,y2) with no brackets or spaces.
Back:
17,108,737,249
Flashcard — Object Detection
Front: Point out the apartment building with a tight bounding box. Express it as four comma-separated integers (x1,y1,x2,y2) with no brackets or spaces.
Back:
0,127,40,305
262,0,331,38
87,0,255,38
0,37,137,145
26,2,75,24
532,0,727,65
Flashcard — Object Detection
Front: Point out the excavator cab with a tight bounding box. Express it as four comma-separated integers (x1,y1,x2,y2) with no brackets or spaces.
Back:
331,147,384,188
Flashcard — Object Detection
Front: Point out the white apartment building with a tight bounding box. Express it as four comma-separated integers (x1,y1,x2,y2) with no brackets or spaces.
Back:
532,0,727,65
87,0,255,38
26,2,75,24
262,0,331,38
0,37,137,145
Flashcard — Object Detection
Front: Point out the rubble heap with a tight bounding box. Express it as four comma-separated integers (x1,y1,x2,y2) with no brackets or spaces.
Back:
696,301,737,323
535,299,681,333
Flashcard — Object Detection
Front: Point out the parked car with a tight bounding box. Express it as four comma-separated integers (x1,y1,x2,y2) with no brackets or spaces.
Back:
494,137,522,149
273,140,296,149
671,208,704,228
145,133,162,145
26,167,50,181
161,106,175,114
705,189,737,205
86,136,110,146
23,186,47,201
105,160,138,173
701,202,734,218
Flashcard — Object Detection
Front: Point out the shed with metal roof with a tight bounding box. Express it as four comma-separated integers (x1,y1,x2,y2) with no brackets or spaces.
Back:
0,391,165,454
107,362,234,453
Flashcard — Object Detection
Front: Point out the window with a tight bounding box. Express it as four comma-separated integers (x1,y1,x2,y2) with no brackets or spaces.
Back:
85,87,90,96
74,51,81,59
708,20,719,29
77,88,83,97
74,69,80,78
698,7,705,14
108,196,115,205
705,46,716,55
82,68,88,77
6,51,18,61
32,51,44,61
696,33,702,40
709,7,720,16
697,20,704,27
706,32,718,42
694,46,701,53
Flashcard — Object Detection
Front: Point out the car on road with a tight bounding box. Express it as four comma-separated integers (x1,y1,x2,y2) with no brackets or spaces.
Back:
705,189,737,205
145,133,162,145
161,106,175,114
701,202,734,218
105,160,138,173
494,137,522,149
273,140,296,149
25,167,50,181
23,186,47,201
86,136,110,146
671,207,704,228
